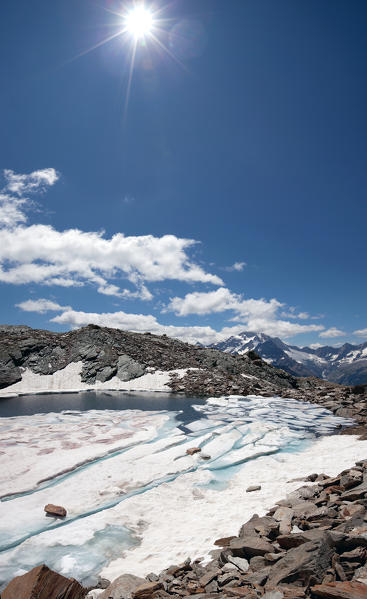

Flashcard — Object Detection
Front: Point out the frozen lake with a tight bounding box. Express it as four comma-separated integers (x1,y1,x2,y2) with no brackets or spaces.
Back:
1,391,366,590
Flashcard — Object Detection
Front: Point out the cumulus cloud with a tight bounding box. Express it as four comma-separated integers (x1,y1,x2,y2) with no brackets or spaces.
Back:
353,328,367,338
0,226,222,297
0,168,59,228
49,307,247,345
0,168,223,299
165,288,324,338
319,327,346,338
16,298,71,313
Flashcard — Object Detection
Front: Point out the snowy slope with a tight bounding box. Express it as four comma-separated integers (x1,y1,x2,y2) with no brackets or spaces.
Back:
212,332,367,385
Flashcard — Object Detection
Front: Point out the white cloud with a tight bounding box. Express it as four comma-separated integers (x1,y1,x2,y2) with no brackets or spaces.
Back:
3,168,59,195
353,328,367,338
307,343,323,349
0,168,59,228
224,261,247,272
49,307,246,345
165,288,324,339
0,168,223,299
16,298,71,313
319,327,346,338
0,225,223,297
166,287,281,318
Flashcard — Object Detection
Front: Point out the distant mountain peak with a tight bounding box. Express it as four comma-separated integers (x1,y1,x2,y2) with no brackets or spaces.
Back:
211,332,367,385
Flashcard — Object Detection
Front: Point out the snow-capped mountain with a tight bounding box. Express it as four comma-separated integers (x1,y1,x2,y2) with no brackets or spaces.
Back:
211,332,367,385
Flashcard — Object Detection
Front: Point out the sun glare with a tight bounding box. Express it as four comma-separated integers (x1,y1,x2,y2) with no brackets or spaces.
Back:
125,6,154,39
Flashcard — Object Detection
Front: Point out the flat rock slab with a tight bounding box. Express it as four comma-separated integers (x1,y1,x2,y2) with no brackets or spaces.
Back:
1,564,86,599
132,581,163,598
230,536,275,557
311,581,367,599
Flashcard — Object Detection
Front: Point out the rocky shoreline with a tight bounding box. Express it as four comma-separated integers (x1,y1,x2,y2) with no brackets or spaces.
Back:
2,459,367,599
0,325,366,431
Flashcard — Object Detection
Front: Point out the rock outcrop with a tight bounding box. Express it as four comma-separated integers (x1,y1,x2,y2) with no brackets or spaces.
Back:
1,564,87,599
0,325,366,430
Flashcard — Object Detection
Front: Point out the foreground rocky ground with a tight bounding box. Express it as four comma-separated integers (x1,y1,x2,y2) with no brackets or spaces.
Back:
3,459,367,599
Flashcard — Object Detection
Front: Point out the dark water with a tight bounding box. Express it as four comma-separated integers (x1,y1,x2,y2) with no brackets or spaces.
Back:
0,391,207,427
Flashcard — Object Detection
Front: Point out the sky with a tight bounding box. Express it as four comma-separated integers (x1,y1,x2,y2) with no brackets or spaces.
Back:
0,0,366,347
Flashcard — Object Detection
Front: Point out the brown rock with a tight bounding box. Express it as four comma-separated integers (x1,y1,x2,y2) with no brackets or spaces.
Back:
186,447,201,456
1,564,86,599
214,535,237,547
266,534,335,588
311,581,367,598
132,581,163,599
44,503,67,517
230,536,274,557
99,573,146,599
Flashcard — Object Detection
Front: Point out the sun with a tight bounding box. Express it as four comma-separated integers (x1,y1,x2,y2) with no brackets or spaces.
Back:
124,6,154,39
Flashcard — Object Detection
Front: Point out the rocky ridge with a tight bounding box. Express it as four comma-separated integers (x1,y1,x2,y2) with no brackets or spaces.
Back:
0,324,366,430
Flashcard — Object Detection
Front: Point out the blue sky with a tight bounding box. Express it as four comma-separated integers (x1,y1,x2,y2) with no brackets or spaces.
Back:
1,0,366,347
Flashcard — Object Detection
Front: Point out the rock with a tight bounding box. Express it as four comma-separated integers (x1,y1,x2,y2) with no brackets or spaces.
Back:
230,536,275,557
199,571,218,587
239,515,279,539
246,485,261,492
116,354,145,381
311,581,367,598
227,556,250,573
131,581,163,599
44,503,67,517
214,536,237,547
273,507,294,535
266,533,335,588
263,591,284,599
1,564,87,599
186,447,201,456
277,528,327,549
99,574,146,599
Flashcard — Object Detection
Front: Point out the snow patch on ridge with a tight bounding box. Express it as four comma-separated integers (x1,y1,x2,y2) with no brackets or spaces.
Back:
0,362,192,397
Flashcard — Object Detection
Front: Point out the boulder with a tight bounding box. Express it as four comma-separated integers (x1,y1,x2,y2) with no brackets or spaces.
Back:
311,581,367,599
246,485,261,492
1,564,87,599
99,574,146,599
266,533,335,588
230,536,275,557
44,503,67,517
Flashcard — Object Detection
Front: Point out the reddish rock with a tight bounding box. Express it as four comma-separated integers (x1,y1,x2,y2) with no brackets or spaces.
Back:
132,581,163,598
186,447,201,456
44,503,67,517
1,564,86,599
311,581,367,599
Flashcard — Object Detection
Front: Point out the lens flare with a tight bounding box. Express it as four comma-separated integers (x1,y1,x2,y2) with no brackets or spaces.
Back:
125,6,154,39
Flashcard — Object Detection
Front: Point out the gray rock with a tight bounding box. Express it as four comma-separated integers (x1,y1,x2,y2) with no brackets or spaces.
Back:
246,485,261,492
99,574,146,599
116,354,146,381
227,556,250,573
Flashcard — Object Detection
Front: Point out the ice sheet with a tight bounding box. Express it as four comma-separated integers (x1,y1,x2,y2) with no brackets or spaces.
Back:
0,393,363,590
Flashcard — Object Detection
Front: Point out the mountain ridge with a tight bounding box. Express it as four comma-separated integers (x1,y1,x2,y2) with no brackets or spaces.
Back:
211,331,367,385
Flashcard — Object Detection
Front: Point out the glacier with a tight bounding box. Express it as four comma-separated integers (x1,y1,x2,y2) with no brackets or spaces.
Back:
1,394,367,589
